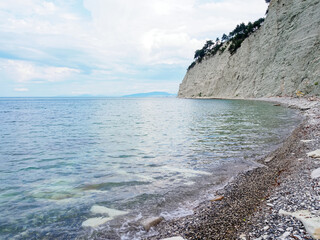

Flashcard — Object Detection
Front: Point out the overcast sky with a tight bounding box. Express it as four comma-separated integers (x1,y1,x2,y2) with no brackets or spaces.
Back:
0,0,267,97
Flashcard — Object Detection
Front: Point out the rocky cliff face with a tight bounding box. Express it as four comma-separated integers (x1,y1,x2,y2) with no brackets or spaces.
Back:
178,0,320,98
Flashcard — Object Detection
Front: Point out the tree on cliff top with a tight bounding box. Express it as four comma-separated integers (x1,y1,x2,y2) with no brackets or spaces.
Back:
265,0,271,3
188,16,265,70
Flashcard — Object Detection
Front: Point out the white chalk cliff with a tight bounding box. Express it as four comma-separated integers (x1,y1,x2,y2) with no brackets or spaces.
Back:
178,0,320,98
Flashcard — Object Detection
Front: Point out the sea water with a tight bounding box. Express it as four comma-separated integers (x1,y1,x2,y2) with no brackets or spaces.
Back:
0,98,300,239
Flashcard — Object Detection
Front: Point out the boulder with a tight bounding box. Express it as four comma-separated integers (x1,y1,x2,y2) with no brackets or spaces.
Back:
141,216,164,231
279,210,320,239
307,150,320,159
90,205,128,218
311,168,320,179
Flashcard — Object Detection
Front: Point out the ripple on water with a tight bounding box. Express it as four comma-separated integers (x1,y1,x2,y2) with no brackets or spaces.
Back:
0,98,301,239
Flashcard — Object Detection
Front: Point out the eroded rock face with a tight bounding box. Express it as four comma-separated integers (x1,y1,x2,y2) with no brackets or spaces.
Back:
178,0,320,98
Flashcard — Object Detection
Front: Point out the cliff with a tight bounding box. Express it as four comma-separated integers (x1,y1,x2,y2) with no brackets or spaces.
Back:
178,0,320,98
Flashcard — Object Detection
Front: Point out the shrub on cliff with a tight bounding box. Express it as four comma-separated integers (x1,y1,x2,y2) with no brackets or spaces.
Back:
188,17,265,71
228,18,265,54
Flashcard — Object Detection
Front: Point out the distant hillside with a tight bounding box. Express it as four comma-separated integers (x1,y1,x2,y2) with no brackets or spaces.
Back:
122,92,176,98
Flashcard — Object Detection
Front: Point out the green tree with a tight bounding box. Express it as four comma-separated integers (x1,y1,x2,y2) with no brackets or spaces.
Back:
222,34,228,42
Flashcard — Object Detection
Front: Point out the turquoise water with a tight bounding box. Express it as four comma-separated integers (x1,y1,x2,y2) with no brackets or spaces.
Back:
0,98,300,239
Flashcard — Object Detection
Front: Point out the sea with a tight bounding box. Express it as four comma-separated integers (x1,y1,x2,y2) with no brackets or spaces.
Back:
0,97,301,239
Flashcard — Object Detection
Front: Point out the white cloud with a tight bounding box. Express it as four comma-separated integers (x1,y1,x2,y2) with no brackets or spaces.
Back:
0,0,268,96
83,0,267,64
0,0,267,66
14,88,29,92
1,60,80,83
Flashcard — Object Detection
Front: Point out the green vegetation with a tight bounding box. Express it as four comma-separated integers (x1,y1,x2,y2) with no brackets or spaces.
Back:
315,82,319,86
188,18,265,71
228,18,265,54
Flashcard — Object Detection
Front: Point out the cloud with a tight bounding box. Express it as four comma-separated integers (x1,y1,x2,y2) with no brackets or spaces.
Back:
1,59,80,83
83,0,267,64
14,87,29,92
0,0,268,96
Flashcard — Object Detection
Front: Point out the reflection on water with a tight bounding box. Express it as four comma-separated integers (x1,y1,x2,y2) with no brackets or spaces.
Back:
0,98,300,239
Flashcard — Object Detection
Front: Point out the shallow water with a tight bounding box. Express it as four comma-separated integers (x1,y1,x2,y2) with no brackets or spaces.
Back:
0,98,300,239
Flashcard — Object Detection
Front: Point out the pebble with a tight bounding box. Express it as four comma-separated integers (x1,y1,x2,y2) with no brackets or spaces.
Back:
160,237,185,240
280,231,290,238
210,196,224,201
265,157,273,163
234,98,320,240
280,210,320,239
143,98,320,240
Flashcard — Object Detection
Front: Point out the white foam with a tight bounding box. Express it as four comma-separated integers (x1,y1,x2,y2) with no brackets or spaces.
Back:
161,166,211,176
161,207,194,220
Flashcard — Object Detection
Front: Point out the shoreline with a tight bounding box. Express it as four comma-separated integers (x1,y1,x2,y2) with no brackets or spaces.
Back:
146,96,320,240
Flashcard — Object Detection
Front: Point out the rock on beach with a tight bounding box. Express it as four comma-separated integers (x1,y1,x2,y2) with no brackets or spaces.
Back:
141,216,164,231
279,210,320,239
311,168,320,179
307,150,320,159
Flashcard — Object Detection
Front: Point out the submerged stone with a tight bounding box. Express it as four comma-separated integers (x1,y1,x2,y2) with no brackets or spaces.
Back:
82,217,112,228
90,205,128,218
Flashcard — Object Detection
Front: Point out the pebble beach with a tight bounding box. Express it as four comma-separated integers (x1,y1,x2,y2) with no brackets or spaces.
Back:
146,97,320,240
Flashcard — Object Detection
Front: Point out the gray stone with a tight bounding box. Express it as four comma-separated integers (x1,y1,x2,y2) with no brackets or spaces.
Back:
279,209,320,239
161,237,185,240
280,231,290,239
311,168,320,179
141,216,164,231
307,150,320,159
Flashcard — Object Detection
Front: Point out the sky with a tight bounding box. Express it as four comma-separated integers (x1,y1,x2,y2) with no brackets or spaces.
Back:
0,0,268,97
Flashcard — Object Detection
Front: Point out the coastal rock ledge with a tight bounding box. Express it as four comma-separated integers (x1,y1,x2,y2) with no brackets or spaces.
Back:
178,0,320,98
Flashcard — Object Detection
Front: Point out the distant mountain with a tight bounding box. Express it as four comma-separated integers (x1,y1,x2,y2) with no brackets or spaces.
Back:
122,92,176,98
